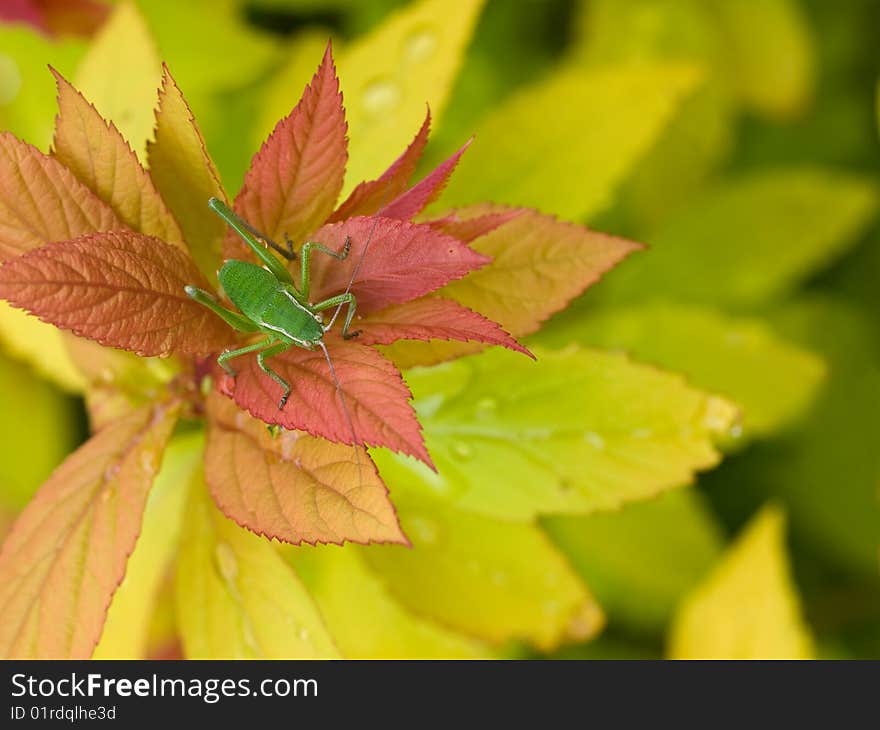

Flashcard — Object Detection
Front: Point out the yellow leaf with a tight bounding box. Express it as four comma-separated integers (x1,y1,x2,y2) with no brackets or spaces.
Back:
440,62,703,221
288,546,489,658
51,71,185,248
94,432,201,659
383,206,640,369
363,488,603,650
176,479,339,659
668,505,815,659
381,346,738,521
537,303,827,440
0,302,85,392
147,67,228,285
337,0,486,193
74,1,161,158
599,169,879,308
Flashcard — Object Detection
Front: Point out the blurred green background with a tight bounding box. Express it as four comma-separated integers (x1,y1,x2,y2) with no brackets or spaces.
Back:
0,0,877,659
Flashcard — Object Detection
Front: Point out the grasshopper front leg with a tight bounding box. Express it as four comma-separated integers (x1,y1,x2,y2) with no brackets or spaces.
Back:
208,197,295,286
314,292,360,340
298,237,351,300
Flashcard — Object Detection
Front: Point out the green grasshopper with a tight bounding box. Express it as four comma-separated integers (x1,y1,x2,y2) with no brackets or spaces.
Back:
185,197,366,415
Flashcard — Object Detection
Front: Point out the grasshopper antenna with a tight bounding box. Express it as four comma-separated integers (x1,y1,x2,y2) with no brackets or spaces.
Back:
317,340,363,487
325,189,389,332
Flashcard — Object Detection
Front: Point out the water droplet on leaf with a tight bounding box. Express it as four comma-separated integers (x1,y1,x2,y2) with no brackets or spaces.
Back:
474,397,498,418
214,542,238,584
363,77,400,116
409,516,439,544
450,440,473,460
402,27,437,63
0,55,22,105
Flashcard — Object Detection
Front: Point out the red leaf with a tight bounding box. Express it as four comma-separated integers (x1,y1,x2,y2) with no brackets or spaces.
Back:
359,297,534,358
0,132,121,261
205,393,408,546
329,108,431,222
226,337,432,467
381,140,471,221
230,41,347,258
37,0,108,38
0,230,231,356
0,402,179,658
0,0,47,33
309,216,490,315
427,207,525,243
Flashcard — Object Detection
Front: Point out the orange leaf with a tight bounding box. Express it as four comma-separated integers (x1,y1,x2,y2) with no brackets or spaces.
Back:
309,217,489,315
205,393,407,546
227,337,432,466
148,66,228,284
385,206,641,367
330,108,431,222
0,132,120,261
51,69,185,249
232,42,347,253
381,139,470,221
359,297,533,358
0,230,231,356
0,402,179,658
427,207,524,243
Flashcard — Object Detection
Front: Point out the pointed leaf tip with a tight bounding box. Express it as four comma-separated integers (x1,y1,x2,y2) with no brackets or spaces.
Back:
50,69,185,248
359,297,534,359
232,38,348,253
330,108,433,222
381,138,471,221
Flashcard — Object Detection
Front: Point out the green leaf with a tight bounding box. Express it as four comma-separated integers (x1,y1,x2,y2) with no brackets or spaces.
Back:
363,487,603,650
709,0,815,120
73,1,161,158
287,546,489,658
336,0,486,192
0,350,79,510
669,504,815,659
94,432,201,659
440,62,703,221
574,0,722,66
536,303,826,440
544,489,723,634
707,297,880,577
572,0,736,234
175,477,339,659
0,26,85,151
598,168,878,308
136,0,278,95
382,346,737,520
